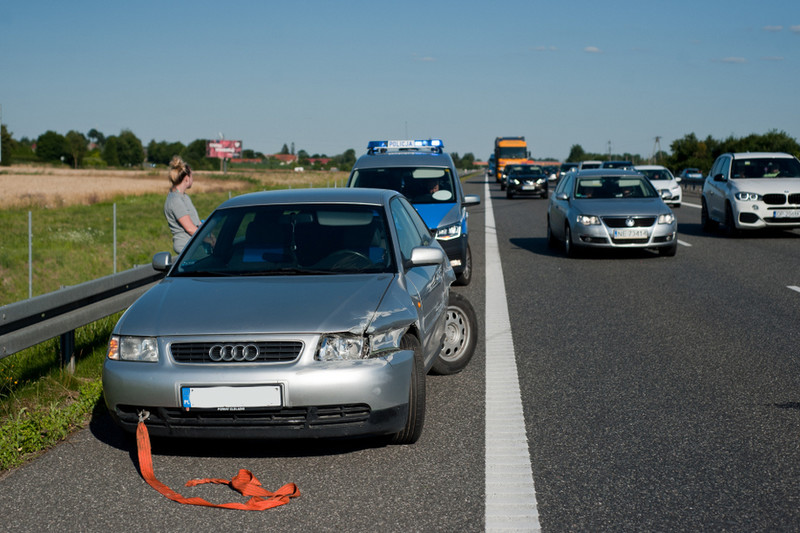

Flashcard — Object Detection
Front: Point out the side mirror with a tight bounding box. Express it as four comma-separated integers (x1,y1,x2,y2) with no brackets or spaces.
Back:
713,173,726,182
409,246,446,267
463,194,481,207
556,192,569,201
152,251,173,272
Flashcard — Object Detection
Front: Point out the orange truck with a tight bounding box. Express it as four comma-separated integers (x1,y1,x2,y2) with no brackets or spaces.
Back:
494,137,529,184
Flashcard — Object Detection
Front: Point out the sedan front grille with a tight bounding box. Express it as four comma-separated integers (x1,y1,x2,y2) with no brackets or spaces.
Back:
602,216,656,228
170,341,303,363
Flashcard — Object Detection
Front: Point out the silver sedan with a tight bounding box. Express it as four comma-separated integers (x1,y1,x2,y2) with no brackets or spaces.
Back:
547,169,678,257
103,188,477,444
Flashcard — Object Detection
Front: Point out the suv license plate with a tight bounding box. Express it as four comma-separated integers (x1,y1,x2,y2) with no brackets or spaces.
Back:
774,210,800,218
181,385,282,409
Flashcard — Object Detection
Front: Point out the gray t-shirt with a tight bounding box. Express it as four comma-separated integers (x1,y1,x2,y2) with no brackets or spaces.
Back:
164,190,200,253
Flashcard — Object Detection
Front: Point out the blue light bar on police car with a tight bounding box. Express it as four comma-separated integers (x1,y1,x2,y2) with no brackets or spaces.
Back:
367,139,444,154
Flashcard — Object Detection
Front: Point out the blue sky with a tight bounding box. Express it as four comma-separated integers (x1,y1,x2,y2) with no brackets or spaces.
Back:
1,1,798,161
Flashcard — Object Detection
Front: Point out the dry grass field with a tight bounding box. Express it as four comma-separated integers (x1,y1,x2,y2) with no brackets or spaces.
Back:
0,165,348,208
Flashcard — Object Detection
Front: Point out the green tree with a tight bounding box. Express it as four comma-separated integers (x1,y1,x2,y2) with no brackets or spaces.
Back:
102,136,120,166
116,129,144,167
566,144,585,162
36,130,68,163
87,128,105,148
280,143,290,155
65,130,88,168
182,139,215,170
0,124,13,166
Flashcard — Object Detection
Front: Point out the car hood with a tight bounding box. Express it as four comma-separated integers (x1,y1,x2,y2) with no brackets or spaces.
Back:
413,203,460,230
649,179,679,187
115,274,395,336
728,177,800,194
571,197,669,216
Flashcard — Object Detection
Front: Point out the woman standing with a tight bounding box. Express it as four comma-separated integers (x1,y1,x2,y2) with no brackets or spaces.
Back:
164,155,201,253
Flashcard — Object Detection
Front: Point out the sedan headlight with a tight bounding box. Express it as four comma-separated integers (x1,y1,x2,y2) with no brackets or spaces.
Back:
436,222,462,241
511,179,520,185
107,335,158,362
576,215,601,226
658,213,675,224
317,334,368,361
735,192,761,201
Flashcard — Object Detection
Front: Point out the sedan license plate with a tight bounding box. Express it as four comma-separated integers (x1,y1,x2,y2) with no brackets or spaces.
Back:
521,185,537,191
613,228,649,239
181,385,282,409
774,209,800,218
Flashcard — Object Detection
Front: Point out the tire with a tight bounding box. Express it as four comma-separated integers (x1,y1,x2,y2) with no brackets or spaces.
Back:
541,192,548,200
506,190,513,199
431,291,478,375
723,203,739,237
564,224,581,258
454,244,472,286
700,198,717,232
391,335,426,444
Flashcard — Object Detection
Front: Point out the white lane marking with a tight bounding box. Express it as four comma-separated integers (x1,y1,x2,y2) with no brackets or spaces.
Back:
678,240,692,247
788,286,800,294
484,182,541,532
683,201,701,209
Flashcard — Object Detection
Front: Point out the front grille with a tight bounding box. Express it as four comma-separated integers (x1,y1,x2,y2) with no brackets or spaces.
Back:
602,216,656,228
763,193,786,205
789,193,800,204
117,404,371,429
170,341,303,363
610,237,649,245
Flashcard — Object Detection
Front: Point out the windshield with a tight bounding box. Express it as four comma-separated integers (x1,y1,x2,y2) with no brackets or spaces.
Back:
732,157,800,179
174,204,394,276
574,176,658,199
350,166,456,204
497,146,527,159
638,169,674,181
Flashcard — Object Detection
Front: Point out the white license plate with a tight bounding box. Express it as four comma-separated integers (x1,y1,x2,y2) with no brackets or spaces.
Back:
613,228,649,239
773,210,800,218
181,385,282,409
521,185,537,190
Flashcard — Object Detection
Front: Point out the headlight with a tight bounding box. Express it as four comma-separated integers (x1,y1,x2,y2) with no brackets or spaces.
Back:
317,334,368,361
511,179,520,185
107,335,158,362
576,215,600,226
537,178,546,185
436,222,462,240
735,192,761,201
658,213,675,224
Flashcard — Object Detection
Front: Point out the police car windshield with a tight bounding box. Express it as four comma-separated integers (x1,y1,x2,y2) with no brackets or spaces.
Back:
350,167,456,204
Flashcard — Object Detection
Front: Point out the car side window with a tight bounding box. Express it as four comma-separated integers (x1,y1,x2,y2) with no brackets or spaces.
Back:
390,197,430,262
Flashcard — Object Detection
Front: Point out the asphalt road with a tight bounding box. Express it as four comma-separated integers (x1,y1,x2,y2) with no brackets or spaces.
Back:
1,175,799,532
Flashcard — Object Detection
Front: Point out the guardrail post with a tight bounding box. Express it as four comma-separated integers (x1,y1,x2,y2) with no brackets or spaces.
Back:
60,330,76,373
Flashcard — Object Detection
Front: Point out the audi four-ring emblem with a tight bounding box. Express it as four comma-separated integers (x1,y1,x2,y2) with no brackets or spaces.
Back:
209,344,260,362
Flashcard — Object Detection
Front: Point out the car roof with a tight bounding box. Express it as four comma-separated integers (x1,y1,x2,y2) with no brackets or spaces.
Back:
218,187,399,209
352,151,455,170
729,152,795,159
634,165,669,170
574,169,643,177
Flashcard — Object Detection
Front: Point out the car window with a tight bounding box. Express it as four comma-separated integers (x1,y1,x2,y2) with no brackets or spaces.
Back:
174,204,394,275
390,197,432,262
350,167,456,204
575,176,657,199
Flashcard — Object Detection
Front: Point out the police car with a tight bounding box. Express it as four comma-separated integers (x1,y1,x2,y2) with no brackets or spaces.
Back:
347,139,481,285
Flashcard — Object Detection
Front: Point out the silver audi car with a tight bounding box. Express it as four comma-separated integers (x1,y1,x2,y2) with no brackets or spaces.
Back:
547,169,678,257
103,188,477,444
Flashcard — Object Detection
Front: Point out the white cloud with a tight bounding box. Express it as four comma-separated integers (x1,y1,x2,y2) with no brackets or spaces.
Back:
584,46,602,54
534,46,558,52
721,57,747,63
791,25,800,33
763,25,783,32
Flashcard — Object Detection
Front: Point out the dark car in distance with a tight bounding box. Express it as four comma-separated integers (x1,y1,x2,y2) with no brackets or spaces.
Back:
505,165,549,199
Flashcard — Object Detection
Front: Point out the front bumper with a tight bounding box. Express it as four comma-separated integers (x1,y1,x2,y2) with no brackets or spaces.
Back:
573,220,677,249
103,334,413,439
508,182,547,197
733,201,800,230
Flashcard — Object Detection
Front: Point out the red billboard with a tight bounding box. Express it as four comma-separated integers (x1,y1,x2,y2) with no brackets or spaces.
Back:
206,139,242,159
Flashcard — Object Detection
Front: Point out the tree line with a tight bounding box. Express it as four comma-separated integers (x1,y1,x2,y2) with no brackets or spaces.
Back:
0,125,481,172
565,130,799,174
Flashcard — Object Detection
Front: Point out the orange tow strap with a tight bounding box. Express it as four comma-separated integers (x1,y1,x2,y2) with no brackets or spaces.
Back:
136,420,300,510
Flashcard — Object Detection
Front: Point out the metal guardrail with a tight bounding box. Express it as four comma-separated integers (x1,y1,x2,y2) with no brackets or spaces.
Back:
0,264,166,371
